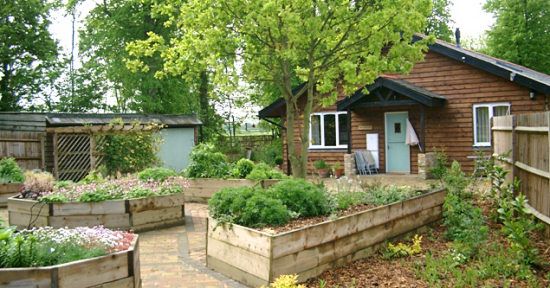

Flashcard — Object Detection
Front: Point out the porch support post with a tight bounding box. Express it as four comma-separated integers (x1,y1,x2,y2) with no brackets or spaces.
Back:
347,108,352,154
420,105,426,152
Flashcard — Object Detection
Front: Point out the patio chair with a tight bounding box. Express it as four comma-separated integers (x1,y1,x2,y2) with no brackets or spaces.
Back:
354,150,368,175
361,150,379,174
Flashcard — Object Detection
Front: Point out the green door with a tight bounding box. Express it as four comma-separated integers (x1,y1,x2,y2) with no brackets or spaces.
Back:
385,112,410,173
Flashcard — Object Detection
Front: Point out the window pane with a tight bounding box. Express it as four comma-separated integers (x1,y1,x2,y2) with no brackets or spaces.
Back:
493,105,509,116
475,106,490,143
324,114,336,146
338,114,349,145
311,115,321,145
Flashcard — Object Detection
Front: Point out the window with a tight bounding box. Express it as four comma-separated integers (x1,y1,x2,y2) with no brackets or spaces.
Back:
473,103,510,146
310,112,348,148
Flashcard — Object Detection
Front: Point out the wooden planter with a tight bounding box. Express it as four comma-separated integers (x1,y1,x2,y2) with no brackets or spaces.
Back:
8,193,185,232
0,183,23,207
0,235,140,288
182,179,278,203
207,189,446,287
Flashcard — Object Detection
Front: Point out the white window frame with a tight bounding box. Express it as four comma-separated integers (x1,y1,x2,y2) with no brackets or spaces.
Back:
473,102,511,147
309,111,349,149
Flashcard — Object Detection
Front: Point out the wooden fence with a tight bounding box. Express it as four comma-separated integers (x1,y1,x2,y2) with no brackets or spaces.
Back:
0,131,46,170
492,112,550,225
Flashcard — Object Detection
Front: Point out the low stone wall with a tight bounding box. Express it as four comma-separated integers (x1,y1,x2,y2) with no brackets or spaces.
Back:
182,179,278,203
207,189,446,287
0,183,22,207
8,193,185,232
0,236,141,288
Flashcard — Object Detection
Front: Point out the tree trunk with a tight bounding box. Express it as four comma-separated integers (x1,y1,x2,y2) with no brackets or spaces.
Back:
0,65,16,111
199,70,209,142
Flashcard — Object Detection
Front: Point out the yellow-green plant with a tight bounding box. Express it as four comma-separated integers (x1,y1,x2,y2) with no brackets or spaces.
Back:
263,274,305,288
384,235,422,259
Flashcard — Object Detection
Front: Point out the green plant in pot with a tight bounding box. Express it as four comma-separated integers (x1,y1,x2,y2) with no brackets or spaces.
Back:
332,162,344,178
313,159,330,178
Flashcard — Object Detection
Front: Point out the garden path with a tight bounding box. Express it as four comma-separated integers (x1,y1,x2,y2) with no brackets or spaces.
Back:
0,204,245,288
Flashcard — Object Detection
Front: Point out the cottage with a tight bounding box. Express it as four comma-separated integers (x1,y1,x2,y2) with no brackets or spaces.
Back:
259,35,550,175
0,113,201,180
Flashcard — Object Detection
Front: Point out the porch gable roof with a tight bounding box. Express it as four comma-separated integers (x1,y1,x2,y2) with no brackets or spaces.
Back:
337,77,447,111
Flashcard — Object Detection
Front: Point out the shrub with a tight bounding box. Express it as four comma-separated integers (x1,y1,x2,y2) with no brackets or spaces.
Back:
384,235,422,259
0,158,24,183
138,167,177,182
209,186,289,228
98,119,162,176
267,179,330,217
429,149,449,180
23,171,54,194
186,143,230,178
246,163,286,180
233,158,255,179
240,193,290,228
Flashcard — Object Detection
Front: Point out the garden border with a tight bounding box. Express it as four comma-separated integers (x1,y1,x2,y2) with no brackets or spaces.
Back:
0,183,23,207
0,235,140,288
206,188,446,287
8,193,185,232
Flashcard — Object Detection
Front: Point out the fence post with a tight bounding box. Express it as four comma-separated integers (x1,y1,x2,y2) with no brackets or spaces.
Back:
53,133,59,179
511,115,518,196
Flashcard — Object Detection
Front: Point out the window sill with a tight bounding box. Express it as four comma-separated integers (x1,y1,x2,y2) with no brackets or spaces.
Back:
308,147,348,152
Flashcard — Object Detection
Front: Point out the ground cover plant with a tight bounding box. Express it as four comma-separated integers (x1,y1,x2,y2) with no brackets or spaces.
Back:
209,178,423,230
303,156,550,287
0,158,24,184
0,222,134,268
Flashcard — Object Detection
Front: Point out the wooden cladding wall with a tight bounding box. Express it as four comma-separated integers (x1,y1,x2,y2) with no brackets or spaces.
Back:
0,131,45,170
281,50,546,175
492,112,550,226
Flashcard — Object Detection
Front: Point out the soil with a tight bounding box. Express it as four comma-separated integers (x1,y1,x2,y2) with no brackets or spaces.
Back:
304,198,550,288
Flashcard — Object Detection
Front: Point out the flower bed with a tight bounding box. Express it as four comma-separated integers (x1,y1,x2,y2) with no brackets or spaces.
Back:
0,226,140,288
8,176,186,232
206,188,446,286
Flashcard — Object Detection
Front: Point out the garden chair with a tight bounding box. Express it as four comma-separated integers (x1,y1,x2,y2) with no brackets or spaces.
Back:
354,150,368,175
361,150,379,174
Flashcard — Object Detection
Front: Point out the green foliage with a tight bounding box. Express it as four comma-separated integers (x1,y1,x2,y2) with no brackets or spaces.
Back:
484,0,550,74
267,179,330,218
442,161,488,259
251,138,283,166
313,160,328,170
429,149,449,180
246,163,286,180
53,180,73,190
0,158,24,183
39,194,69,203
208,186,289,228
233,159,255,179
127,0,433,177
0,0,60,111
383,235,422,259
334,190,366,211
186,143,230,178
98,120,162,176
77,189,114,202
124,187,155,199
264,274,306,288
425,0,453,41
362,182,421,206
240,193,290,228
138,167,177,181
158,184,183,195
79,170,105,184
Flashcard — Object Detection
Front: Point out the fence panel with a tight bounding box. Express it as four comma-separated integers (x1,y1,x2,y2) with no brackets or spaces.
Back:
492,112,550,224
0,131,45,170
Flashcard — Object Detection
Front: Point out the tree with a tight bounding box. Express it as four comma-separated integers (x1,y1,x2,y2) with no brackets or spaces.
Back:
425,0,453,41
484,0,550,74
0,0,59,111
127,0,432,177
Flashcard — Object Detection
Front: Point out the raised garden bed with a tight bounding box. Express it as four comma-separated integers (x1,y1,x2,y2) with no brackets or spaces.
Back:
182,179,279,203
8,193,185,232
206,188,446,287
0,183,22,207
0,235,140,288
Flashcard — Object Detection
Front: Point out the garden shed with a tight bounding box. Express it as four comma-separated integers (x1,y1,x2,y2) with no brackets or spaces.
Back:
0,112,201,180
